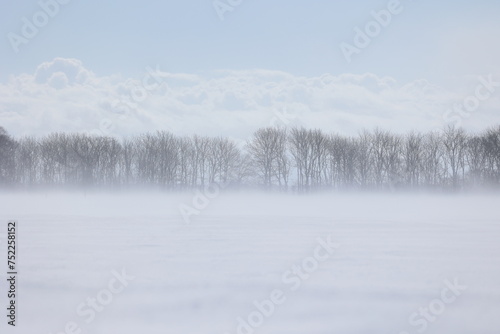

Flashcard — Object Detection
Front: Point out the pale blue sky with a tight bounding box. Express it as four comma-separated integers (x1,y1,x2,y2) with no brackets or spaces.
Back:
2,0,499,84
1,1,499,138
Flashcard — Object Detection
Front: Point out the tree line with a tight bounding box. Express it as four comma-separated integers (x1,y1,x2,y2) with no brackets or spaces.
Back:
0,125,499,192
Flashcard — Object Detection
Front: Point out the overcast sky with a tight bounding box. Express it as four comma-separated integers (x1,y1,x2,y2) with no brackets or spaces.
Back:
1,0,499,140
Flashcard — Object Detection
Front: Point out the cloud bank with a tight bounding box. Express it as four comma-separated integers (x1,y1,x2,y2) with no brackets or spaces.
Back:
0,58,499,141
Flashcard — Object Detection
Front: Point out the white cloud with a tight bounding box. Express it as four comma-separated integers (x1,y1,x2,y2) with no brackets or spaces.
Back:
34,58,93,85
0,57,499,140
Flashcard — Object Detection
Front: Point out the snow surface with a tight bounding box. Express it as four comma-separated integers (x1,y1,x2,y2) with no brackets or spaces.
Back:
0,191,499,333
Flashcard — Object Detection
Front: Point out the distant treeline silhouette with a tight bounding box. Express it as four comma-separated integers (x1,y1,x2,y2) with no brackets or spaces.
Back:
0,125,499,191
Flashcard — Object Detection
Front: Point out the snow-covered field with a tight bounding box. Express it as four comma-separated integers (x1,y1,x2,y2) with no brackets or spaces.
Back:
0,191,499,333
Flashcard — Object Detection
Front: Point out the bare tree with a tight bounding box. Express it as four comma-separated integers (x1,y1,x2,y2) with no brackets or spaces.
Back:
119,139,136,186
191,135,211,186
421,131,443,188
369,129,402,188
208,137,240,185
441,125,467,189
482,126,500,185
465,134,486,187
246,127,289,189
326,135,358,189
355,131,372,189
177,136,194,189
0,127,17,186
289,128,312,192
16,137,39,186
4,125,500,191
308,129,328,189
403,132,423,188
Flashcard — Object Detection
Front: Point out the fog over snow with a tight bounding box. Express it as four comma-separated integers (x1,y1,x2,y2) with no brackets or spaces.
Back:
0,192,499,333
